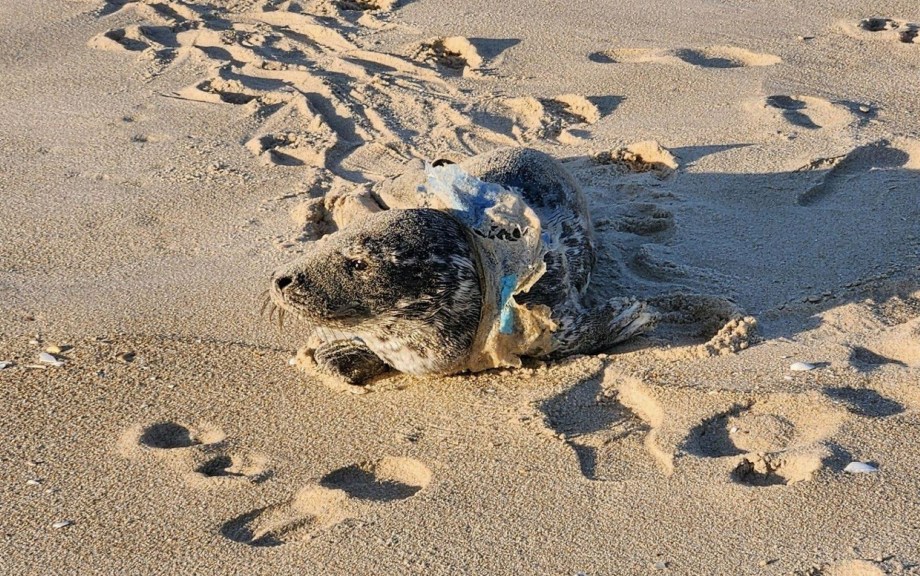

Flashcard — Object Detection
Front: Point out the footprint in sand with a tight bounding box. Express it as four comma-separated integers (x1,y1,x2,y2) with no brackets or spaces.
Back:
90,27,154,52
844,305,920,371
90,0,523,186
122,421,271,484
749,94,855,132
842,17,920,45
221,457,431,547
88,21,181,74
535,368,672,480
335,0,399,11
684,393,845,486
590,45,780,68
493,94,602,143
607,203,675,236
824,386,905,418
409,36,484,76
590,140,679,179
795,138,920,206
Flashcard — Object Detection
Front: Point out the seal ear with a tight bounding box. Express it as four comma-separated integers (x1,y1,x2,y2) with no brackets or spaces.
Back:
432,158,456,167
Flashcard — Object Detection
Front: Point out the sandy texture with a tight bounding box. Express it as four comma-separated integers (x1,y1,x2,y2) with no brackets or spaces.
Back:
2,0,920,574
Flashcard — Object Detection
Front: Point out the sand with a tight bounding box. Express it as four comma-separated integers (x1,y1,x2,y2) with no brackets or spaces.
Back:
1,0,919,574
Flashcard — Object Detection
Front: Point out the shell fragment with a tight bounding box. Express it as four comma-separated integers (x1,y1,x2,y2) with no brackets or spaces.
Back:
789,362,816,372
38,352,64,367
844,462,878,474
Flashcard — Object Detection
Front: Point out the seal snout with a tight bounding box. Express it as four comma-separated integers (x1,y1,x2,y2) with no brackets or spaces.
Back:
269,269,306,307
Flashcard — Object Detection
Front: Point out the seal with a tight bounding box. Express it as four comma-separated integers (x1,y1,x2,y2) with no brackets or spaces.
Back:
268,147,654,385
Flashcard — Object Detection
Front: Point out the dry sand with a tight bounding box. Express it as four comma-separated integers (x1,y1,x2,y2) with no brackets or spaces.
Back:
2,0,920,574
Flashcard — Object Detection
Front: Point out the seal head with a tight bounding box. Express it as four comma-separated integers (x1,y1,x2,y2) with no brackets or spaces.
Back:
271,208,482,375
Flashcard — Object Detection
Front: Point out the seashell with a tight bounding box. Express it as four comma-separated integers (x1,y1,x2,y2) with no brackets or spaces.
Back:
789,362,816,372
52,520,73,529
0,361,11,369
38,352,64,366
844,462,878,474
26,478,42,486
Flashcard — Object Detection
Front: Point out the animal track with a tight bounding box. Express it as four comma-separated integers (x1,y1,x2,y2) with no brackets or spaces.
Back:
590,45,780,68
222,457,430,546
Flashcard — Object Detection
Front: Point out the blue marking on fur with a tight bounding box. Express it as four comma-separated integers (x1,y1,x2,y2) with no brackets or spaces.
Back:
499,274,517,334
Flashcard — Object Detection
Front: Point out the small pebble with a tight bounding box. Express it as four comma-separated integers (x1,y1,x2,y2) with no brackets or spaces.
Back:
858,105,871,113
38,352,64,367
729,426,739,434
288,357,297,366
45,345,62,354
29,338,40,345
0,361,11,369
26,478,42,486
844,461,878,474
790,362,816,372
117,352,136,363
653,561,668,570
51,520,73,529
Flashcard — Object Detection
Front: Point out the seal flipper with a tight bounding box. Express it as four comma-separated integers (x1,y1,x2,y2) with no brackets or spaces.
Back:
547,298,656,359
313,339,390,386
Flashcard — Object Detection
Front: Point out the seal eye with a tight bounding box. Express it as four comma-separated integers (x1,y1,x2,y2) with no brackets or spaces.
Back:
347,259,368,272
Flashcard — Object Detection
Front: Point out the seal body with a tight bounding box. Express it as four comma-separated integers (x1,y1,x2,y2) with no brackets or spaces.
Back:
270,148,652,384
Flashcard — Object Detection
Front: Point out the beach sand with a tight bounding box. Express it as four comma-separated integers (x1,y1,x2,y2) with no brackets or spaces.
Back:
1,0,919,574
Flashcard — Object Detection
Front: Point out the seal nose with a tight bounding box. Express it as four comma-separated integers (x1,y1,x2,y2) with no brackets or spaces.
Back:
274,274,293,292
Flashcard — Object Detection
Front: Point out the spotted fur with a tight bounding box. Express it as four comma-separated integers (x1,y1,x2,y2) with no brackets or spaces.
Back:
270,148,652,384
